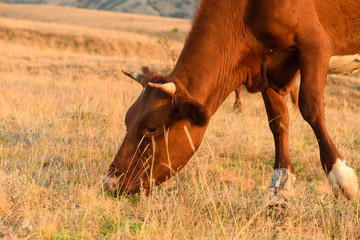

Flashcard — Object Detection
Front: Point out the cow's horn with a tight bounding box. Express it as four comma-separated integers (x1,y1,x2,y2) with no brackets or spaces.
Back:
122,69,145,85
148,82,176,95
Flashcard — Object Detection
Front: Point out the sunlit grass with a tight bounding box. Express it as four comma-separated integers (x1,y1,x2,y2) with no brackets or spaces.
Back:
0,5,360,239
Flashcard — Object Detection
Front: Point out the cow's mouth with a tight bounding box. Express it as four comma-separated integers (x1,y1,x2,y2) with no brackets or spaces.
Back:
104,162,152,195
103,173,146,195
104,144,156,195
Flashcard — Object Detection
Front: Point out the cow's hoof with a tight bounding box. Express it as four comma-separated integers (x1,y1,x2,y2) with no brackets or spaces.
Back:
265,188,291,219
328,159,358,200
233,102,243,113
265,187,291,208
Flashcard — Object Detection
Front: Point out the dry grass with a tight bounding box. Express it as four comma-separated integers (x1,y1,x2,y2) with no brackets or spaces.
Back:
0,4,360,239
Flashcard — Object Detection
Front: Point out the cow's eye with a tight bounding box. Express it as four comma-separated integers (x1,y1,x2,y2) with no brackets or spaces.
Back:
148,127,157,133
144,125,159,135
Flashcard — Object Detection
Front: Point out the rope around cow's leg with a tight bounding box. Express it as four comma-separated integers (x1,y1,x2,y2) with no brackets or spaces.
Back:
266,168,296,207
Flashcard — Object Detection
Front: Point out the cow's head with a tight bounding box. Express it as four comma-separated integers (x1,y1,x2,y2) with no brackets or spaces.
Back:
104,67,209,195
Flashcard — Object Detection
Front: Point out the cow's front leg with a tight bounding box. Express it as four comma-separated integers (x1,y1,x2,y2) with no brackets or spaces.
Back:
296,28,358,200
262,87,296,203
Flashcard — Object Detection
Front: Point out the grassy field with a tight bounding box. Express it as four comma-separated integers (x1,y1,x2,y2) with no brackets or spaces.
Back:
0,4,360,239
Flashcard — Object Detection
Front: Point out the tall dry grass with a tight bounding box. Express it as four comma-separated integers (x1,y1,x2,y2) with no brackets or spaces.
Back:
0,4,359,239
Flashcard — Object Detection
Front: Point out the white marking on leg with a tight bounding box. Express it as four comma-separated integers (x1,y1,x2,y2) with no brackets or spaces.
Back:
327,158,358,200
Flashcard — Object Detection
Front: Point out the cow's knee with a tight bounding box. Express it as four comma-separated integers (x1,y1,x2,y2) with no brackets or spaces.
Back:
298,93,322,127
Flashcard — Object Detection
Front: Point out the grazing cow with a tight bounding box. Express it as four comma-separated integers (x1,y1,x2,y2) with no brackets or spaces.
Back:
104,0,360,201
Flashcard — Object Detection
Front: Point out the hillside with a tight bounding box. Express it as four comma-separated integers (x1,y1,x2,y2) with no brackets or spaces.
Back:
2,0,201,18
0,4,191,71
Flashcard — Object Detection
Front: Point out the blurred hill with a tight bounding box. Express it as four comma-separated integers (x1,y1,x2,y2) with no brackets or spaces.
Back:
0,4,191,75
2,0,201,18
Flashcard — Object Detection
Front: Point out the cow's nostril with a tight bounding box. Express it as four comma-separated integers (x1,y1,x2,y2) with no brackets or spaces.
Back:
103,175,119,194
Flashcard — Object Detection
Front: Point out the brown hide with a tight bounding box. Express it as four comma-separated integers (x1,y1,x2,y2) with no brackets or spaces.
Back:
105,0,360,196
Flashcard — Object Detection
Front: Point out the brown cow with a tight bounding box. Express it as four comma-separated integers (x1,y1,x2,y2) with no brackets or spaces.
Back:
104,0,360,201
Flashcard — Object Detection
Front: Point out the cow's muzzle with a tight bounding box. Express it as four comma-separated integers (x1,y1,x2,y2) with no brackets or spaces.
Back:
103,174,120,194
103,173,143,195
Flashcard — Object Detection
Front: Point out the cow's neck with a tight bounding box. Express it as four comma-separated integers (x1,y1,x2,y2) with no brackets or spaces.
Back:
170,0,258,116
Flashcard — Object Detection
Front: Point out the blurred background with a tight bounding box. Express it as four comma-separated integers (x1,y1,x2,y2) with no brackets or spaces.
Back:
2,0,201,18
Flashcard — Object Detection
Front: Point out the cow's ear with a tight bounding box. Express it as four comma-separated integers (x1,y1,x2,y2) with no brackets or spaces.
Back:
175,98,208,126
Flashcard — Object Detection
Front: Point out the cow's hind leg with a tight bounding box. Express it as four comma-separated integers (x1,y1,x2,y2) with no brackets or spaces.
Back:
262,87,295,204
233,86,243,113
296,27,358,200
289,80,298,108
